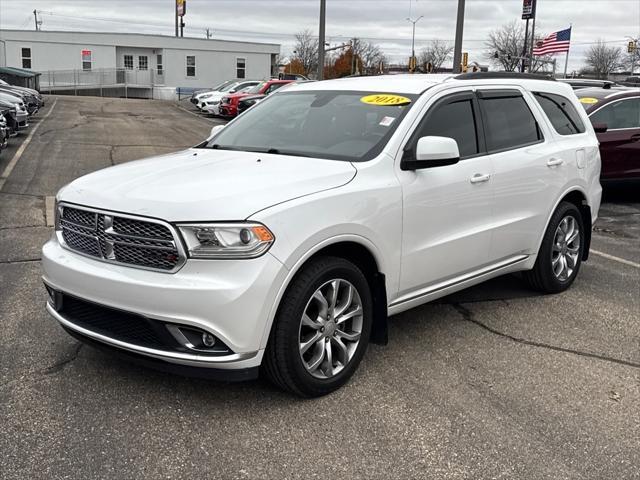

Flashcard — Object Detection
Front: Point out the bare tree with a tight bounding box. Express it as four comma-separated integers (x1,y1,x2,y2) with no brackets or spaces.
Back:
485,20,553,73
419,40,453,71
351,38,386,74
585,41,623,79
485,21,524,71
292,29,319,77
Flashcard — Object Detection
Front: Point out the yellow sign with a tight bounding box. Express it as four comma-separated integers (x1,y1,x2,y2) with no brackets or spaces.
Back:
361,94,411,106
579,97,599,104
462,52,468,67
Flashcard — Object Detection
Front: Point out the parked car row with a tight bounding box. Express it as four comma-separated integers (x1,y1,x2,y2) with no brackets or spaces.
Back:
0,78,44,157
189,78,300,119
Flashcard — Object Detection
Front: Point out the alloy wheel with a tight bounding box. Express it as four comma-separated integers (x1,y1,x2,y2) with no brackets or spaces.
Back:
298,279,364,379
551,215,581,282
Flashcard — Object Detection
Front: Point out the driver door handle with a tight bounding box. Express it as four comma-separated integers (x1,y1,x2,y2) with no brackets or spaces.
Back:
470,173,491,184
547,157,564,167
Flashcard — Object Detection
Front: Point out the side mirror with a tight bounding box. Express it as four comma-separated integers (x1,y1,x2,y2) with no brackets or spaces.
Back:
591,122,608,133
401,136,460,170
208,124,225,140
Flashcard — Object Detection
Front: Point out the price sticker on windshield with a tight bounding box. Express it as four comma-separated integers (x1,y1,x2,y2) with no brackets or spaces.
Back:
579,97,599,104
361,94,411,106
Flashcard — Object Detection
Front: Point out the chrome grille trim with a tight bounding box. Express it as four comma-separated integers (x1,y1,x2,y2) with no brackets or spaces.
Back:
56,202,186,273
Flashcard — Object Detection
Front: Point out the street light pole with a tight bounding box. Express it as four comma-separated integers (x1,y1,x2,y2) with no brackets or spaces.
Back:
318,0,326,80
452,0,466,74
406,15,423,72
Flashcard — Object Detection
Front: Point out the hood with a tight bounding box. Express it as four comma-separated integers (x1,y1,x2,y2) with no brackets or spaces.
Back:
197,91,226,100
59,149,357,221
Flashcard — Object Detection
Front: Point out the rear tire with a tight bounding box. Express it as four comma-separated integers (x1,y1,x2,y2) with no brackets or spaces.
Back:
524,201,584,293
263,256,373,397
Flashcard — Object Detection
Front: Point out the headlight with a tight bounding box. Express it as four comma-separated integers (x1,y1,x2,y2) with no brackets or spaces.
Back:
177,223,275,259
200,94,213,100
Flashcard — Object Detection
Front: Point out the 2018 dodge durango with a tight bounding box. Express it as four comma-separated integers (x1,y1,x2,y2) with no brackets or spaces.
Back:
42,73,602,397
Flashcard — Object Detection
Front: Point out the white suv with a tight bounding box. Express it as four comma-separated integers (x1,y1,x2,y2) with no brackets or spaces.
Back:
43,73,602,397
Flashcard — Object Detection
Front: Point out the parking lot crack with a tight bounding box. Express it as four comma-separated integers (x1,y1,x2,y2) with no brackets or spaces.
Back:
452,303,640,369
0,258,40,264
43,343,83,375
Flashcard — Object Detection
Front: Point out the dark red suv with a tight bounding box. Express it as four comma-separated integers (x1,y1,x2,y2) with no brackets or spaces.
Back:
219,80,293,117
576,87,640,180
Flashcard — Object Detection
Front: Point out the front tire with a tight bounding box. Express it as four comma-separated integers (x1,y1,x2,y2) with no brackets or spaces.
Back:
524,201,584,293
263,256,373,397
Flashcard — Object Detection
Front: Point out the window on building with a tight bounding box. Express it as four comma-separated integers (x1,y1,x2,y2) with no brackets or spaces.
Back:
21,48,32,69
478,90,542,152
414,94,479,158
186,56,196,77
124,55,134,70
156,54,163,75
138,55,148,70
236,58,246,79
533,92,586,135
81,50,92,71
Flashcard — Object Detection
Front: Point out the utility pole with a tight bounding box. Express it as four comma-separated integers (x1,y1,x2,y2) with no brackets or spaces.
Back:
521,19,530,72
452,0,466,74
528,16,537,72
33,10,39,31
317,0,326,80
175,1,179,37
205,28,212,39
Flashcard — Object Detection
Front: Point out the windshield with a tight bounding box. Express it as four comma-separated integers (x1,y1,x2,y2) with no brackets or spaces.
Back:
220,82,241,92
213,80,234,91
247,82,267,94
205,90,417,162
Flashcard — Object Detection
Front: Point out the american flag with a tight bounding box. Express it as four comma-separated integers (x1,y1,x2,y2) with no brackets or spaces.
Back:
533,27,572,55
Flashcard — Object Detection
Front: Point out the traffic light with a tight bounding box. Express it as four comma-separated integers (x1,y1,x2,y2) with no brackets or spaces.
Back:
426,62,433,73
629,41,637,53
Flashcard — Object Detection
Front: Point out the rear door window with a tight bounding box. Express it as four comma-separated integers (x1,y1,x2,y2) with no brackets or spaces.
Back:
411,92,480,158
477,90,542,152
589,98,640,130
533,92,586,135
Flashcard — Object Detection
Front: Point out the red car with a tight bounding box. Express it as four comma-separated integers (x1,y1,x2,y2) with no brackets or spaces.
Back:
219,79,293,117
576,87,640,180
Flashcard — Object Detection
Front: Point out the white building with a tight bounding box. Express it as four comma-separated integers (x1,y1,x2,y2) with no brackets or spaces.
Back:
0,30,280,98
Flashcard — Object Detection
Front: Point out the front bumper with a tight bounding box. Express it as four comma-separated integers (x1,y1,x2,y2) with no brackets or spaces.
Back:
219,105,236,117
42,237,288,372
201,102,220,114
16,112,29,129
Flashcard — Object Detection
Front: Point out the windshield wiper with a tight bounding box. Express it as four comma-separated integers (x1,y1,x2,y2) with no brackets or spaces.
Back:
209,144,240,151
264,148,310,157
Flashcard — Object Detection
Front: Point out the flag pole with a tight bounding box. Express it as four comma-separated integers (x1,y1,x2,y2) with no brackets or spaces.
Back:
563,25,572,78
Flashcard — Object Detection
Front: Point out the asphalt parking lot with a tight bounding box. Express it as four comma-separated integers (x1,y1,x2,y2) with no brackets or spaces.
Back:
1,96,638,480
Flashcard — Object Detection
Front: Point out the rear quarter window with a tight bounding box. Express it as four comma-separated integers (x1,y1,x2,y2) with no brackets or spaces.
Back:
533,92,586,135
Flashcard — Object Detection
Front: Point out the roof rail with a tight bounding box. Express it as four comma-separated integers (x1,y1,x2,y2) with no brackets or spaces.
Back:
454,72,556,81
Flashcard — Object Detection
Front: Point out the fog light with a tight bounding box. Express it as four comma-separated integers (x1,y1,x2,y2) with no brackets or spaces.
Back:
202,332,216,347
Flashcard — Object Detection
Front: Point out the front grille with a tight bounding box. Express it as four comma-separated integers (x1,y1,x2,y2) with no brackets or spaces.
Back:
59,205,182,272
60,294,173,349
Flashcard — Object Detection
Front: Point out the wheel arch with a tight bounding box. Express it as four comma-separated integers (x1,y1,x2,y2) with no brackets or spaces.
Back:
261,236,389,350
541,187,592,261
